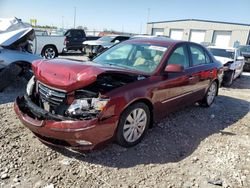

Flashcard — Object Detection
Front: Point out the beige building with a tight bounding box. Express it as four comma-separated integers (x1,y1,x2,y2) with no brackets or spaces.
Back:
147,19,250,47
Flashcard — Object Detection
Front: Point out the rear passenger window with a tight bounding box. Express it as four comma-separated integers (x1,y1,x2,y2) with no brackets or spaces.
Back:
190,46,206,66
167,46,190,68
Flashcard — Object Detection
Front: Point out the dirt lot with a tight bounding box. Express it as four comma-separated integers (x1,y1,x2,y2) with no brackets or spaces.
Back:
0,69,250,188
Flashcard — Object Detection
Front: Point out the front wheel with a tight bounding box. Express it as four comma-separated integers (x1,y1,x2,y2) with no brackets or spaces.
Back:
223,70,234,87
200,81,218,107
116,103,150,147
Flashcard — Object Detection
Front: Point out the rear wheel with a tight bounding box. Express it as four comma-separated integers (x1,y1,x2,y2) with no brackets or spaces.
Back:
42,46,58,59
116,103,150,147
0,64,22,92
200,81,218,107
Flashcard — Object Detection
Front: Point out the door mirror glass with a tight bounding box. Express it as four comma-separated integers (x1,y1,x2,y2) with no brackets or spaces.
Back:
165,64,184,73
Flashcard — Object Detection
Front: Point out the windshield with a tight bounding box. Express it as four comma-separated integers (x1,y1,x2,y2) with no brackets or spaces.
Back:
98,36,115,42
208,48,234,59
93,43,168,73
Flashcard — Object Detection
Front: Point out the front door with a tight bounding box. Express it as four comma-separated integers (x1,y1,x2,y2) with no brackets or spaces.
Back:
153,44,199,119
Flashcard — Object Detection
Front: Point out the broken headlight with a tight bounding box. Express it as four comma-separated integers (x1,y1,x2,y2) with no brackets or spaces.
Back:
66,98,109,117
26,76,35,96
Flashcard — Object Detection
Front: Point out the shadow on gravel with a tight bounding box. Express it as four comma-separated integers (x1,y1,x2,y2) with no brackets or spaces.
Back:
230,72,250,89
52,95,250,168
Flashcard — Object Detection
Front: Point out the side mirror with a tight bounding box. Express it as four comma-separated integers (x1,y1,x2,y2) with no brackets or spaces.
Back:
236,56,244,61
114,40,120,44
165,64,184,73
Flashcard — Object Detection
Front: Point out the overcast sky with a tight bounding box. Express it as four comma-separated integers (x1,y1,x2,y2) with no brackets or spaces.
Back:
0,0,250,33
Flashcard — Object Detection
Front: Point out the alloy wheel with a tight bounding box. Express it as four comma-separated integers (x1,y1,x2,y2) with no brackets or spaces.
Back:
44,48,56,59
123,108,147,143
207,82,217,105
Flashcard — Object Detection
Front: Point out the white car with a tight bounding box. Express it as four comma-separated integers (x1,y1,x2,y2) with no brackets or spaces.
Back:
0,17,41,91
83,35,130,58
207,46,245,86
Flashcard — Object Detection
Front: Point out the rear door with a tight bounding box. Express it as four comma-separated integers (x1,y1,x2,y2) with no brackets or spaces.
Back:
187,44,215,99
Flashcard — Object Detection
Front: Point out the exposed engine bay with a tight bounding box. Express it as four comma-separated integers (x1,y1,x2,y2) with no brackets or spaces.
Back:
19,73,146,121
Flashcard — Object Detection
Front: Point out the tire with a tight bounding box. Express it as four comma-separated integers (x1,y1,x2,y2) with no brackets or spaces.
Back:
42,46,58,59
223,70,234,87
116,102,150,147
199,81,218,107
0,64,22,92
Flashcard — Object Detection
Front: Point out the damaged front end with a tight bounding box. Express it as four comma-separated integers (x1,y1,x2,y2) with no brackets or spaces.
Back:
21,78,105,121
20,71,144,121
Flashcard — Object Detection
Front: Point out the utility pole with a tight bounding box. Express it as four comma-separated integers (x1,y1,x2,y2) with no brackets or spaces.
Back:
74,7,76,28
140,21,143,34
147,8,150,23
62,16,64,29
146,8,151,34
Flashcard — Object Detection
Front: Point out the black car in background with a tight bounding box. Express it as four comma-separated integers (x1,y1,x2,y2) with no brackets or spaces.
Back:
63,29,99,52
239,45,250,72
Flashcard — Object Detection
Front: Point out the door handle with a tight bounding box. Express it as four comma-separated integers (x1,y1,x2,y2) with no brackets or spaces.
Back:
188,75,198,84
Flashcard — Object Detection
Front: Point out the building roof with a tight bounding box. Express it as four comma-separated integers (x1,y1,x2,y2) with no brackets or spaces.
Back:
147,19,250,27
126,37,180,47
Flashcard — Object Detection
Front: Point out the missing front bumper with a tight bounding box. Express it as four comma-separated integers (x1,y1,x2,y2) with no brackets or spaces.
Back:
14,97,119,150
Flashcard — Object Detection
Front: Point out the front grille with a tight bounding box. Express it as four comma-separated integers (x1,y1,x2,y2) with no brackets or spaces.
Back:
38,82,67,106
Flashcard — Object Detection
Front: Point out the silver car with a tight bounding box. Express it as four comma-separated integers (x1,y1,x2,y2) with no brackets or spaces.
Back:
0,17,41,91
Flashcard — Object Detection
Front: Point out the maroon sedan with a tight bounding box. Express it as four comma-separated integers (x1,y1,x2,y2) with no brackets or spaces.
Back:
14,38,223,150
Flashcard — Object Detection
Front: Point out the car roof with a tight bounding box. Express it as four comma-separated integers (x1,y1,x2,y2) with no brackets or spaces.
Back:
125,37,180,47
207,46,236,50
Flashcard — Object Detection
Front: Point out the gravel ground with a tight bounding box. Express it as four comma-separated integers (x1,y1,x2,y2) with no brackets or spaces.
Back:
0,70,250,188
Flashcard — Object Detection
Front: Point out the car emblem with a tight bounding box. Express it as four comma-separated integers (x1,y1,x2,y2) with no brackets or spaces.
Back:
45,90,52,98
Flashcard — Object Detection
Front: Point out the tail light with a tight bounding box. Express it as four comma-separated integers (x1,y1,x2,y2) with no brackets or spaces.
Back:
64,37,69,45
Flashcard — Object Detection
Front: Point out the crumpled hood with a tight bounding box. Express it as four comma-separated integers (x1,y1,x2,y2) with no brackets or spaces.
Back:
0,17,34,46
214,56,233,65
32,59,140,92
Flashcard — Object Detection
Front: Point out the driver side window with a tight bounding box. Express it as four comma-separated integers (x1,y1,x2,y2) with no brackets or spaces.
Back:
167,45,190,68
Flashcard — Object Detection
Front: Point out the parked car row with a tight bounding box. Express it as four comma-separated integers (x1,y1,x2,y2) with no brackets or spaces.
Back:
34,28,100,59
